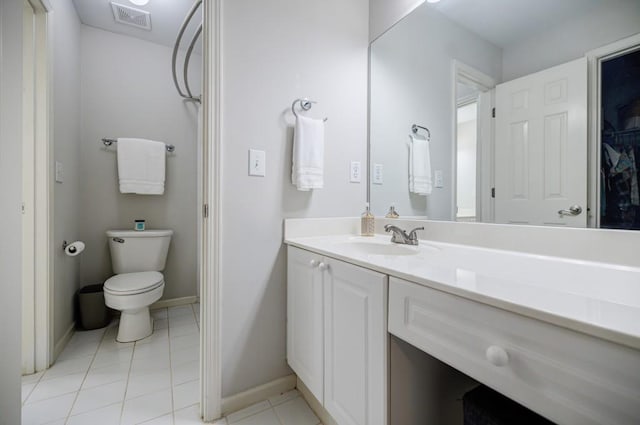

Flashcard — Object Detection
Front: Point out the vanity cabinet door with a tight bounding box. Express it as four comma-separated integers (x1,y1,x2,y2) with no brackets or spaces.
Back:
323,257,388,425
287,246,325,403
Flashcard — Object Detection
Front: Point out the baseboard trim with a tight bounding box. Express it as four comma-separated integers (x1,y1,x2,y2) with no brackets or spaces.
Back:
297,377,338,425
53,321,75,362
151,296,199,310
221,374,297,416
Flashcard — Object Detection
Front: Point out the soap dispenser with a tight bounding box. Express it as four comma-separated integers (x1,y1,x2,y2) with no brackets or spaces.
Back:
361,203,375,236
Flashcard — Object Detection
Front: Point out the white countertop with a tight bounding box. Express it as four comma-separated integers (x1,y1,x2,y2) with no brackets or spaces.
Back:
285,234,640,350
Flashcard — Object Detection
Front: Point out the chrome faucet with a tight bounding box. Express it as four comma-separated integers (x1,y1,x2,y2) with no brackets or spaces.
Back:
384,224,424,246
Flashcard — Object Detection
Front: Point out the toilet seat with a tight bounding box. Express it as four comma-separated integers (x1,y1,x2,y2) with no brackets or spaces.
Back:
104,271,164,296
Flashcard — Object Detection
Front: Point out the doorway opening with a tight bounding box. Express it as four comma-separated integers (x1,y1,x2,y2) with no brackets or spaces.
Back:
20,0,221,421
456,98,479,222
600,47,640,230
452,61,496,223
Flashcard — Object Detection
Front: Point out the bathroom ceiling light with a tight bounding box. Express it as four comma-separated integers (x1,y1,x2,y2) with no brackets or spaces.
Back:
129,0,149,6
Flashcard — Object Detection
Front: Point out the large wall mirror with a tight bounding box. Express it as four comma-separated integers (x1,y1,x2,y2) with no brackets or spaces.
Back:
369,0,640,229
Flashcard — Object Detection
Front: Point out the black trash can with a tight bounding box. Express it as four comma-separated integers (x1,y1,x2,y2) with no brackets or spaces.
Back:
463,385,555,425
77,284,110,330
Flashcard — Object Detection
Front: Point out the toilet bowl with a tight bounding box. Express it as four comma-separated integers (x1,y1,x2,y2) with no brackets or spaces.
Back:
104,229,173,342
104,271,165,342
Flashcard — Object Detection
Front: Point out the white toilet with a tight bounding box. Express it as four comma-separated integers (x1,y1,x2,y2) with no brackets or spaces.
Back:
104,229,173,342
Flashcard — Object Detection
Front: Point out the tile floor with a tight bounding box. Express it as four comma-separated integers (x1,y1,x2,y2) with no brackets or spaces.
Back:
213,390,321,425
21,303,321,425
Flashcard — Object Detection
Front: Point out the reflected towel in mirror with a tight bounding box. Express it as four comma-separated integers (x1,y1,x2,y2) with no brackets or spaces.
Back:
409,134,432,195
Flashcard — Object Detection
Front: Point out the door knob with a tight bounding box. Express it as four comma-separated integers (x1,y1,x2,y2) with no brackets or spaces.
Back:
558,205,582,217
309,259,319,267
318,262,329,271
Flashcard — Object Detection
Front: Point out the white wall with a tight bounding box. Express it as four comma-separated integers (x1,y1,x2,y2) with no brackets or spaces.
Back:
79,25,201,300
0,0,24,422
369,0,424,42
221,0,369,397
502,0,640,81
51,0,82,347
369,4,502,219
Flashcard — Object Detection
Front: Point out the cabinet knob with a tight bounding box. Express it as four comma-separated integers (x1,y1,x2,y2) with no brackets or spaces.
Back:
309,259,319,267
486,345,509,367
318,262,329,271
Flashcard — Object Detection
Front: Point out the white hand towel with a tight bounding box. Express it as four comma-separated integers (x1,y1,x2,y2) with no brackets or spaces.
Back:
292,115,325,191
117,138,166,195
409,134,432,195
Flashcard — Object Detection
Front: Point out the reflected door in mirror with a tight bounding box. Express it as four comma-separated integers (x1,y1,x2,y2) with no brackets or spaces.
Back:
494,58,587,227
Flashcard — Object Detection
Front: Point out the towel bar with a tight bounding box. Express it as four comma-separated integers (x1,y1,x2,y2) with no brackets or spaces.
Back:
102,138,176,153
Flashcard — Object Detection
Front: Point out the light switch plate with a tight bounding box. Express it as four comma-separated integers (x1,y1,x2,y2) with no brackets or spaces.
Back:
249,149,266,177
350,161,361,183
373,164,383,185
55,161,64,183
434,170,444,188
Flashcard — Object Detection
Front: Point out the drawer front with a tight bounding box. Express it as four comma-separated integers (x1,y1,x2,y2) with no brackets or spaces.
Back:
388,277,640,425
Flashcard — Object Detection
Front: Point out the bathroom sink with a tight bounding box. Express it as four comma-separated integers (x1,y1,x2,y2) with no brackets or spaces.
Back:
336,240,420,256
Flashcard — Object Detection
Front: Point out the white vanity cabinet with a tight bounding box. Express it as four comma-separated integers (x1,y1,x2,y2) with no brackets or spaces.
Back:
388,277,640,425
287,246,325,403
287,246,388,425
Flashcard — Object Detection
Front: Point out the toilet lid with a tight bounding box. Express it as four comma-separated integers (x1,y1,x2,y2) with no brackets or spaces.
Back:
104,271,164,295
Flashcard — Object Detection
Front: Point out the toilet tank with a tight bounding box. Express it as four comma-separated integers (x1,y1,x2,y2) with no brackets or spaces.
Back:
106,230,173,274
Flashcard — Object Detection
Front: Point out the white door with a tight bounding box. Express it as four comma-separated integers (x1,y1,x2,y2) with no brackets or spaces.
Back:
286,246,325,403
495,57,587,227
323,258,388,425
477,89,495,223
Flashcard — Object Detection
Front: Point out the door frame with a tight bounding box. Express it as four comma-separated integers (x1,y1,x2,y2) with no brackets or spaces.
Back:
22,0,52,374
22,0,37,375
586,33,640,228
452,60,496,222
201,0,223,420
24,0,223,417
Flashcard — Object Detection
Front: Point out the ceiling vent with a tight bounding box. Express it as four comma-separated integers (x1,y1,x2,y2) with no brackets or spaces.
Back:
111,2,151,31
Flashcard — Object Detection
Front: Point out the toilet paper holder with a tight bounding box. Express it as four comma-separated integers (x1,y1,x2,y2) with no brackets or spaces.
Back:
62,240,85,256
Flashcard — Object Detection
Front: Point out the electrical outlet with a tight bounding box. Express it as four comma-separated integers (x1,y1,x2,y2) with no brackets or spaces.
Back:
434,170,444,188
55,161,64,183
350,161,361,183
248,149,266,177
373,164,383,185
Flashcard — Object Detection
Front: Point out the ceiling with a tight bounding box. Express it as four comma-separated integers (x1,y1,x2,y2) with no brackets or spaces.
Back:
72,0,202,50
430,0,604,48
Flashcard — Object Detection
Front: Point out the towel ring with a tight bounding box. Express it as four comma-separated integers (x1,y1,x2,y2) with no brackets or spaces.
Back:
411,124,431,140
291,98,328,122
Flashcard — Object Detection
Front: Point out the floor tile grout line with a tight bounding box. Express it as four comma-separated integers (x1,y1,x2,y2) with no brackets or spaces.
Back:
62,327,109,425
191,303,200,331
119,323,139,425
272,406,287,425
226,402,272,425
65,400,123,423
21,371,45,406
167,307,177,425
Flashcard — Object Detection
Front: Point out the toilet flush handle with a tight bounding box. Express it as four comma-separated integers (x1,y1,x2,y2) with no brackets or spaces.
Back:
112,237,125,243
